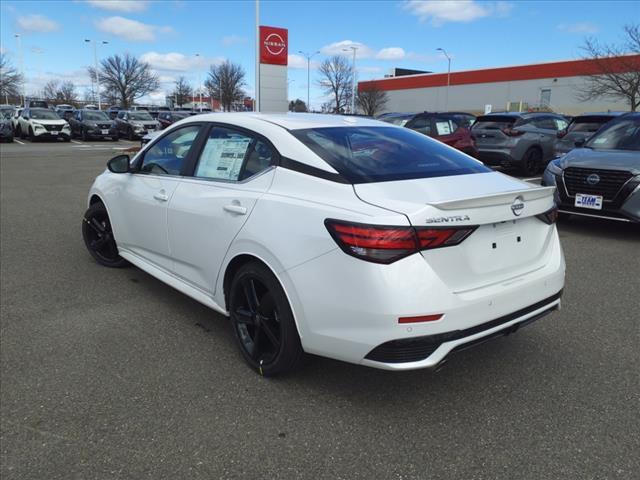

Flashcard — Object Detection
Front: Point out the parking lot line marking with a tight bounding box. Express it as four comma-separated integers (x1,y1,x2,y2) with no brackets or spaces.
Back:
13,139,25,145
70,140,83,145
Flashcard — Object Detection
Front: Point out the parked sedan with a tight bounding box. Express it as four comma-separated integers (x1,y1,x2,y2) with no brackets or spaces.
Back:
70,109,118,141
0,111,14,142
379,112,478,157
542,113,639,223
472,112,569,175
554,112,627,158
157,111,190,129
16,108,70,141
114,110,160,140
83,113,564,376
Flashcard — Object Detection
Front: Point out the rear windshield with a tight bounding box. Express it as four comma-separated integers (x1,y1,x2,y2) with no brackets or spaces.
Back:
84,111,110,121
290,126,490,184
585,118,640,151
30,109,59,120
129,112,153,120
379,114,414,127
472,115,518,130
568,116,613,133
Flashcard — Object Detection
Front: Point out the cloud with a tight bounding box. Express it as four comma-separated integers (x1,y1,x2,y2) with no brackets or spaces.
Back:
403,0,512,25
222,35,248,46
320,40,375,59
358,66,383,74
139,51,223,72
17,14,60,33
376,47,406,60
288,54,320,70
95,16,173,41
86,0,148,12
557,22,599,34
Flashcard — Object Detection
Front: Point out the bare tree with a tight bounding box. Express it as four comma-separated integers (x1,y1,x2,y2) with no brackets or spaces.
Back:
172,76,193,107
43,80,59,103
42,80,78,105
318,55,353,113
89,53,159,109
288,99,308,112
357,85,388,117
204,60,245,111
0,54,23,101
578,24,640,111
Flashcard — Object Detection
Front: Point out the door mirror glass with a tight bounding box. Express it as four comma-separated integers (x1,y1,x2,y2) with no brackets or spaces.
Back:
574,138,586,148
107,154,131,173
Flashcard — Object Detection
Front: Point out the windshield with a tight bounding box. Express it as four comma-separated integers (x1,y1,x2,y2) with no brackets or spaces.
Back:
379,114,414,127
472,115,519,130
1,111,12,120
129,112,153,120
84,111,110,121
291,126,490,184
585,118,640,151
30,109,60,120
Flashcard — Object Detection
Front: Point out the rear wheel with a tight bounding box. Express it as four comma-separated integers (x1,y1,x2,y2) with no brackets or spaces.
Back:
29,126,35,141
81,128,87,141
229,262,303,376
82,202,128,268
519,148,542,176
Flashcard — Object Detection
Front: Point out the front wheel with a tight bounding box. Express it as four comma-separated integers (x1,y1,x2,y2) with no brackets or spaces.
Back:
519,148,542,176
82,202,128,268
229,262,303,376
127,128,135,141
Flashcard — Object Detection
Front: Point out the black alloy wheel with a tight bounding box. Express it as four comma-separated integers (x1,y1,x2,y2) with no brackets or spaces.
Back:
520,147,542,176
127,127,135,141
229,263,303,376
81,128,88,141
82,202,128,268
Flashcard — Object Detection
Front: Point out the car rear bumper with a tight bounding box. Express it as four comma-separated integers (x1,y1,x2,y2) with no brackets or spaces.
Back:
477,149,516,166
281,229,565,370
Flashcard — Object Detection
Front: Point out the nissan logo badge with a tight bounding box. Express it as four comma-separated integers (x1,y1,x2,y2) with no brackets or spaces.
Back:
586,173,600,185
511,196,525,216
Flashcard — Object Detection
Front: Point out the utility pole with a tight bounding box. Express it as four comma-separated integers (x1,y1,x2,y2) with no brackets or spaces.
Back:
343,46,358,114
436,47,451,111
298,50,319,112
193,53,200,108
85,39,108,110
14,34,25,105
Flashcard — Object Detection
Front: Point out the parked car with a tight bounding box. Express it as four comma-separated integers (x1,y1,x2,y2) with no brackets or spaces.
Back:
554,112,627,158
11,108,23,132
106,106,122,120
140,129,162,147
472,112,569,175
379,111,478,157
16,107,70,141
69,109,118,141
85,104,98,110
0,110,14,142
25,100,48,109
0,104,16,118
114,110,160,140
55,105,76,122
157,111,190,129
542,113,639,223
82,113,564,376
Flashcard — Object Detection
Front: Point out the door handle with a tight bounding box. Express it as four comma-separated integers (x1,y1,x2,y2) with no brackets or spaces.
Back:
223,204,247,215
153,191,169,202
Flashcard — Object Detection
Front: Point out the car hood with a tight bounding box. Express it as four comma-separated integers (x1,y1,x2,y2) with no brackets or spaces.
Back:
32,119,67,125
557,147,640,174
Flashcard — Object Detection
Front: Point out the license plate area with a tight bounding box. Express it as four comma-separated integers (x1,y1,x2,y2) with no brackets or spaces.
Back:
101,129,109,135
575,193,603,210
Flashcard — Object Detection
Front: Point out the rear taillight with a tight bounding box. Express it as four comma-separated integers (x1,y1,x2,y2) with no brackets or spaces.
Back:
325,220,477,264
556,129,567,139
536,206,558,225
502,127,525,137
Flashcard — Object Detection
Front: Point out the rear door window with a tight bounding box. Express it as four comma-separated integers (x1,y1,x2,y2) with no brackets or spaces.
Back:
433,117,458,136
407,116,431,135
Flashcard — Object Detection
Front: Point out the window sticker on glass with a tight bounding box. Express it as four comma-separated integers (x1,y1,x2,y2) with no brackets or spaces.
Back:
196,138,251,180
435,121,452,135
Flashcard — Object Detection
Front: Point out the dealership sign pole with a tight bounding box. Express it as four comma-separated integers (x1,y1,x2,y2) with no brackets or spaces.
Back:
258,25,288,112
255,0,260,112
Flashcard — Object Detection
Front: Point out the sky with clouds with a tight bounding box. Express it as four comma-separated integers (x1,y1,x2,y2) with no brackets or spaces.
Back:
0,0,638,108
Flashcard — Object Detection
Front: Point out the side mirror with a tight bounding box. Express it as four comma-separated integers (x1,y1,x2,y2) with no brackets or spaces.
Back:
107,154,130,173
574,138,586,148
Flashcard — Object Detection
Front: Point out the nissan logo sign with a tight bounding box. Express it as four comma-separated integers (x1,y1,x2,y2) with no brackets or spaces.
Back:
586,173,600,185
511,196,525,216
264,33,286,56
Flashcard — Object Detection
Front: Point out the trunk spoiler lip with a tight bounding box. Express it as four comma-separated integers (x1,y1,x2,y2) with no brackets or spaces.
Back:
427,186,556,210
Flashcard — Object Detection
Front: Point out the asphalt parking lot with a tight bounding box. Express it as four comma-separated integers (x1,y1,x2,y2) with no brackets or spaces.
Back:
1,140,639,480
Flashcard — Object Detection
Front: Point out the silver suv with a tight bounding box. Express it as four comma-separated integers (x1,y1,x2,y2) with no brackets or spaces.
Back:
472,112,568,175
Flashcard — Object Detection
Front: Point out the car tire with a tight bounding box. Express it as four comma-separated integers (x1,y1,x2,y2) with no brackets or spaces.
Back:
29,126,35,142
229,262,303,376
82,202,128,268
112,135,119,142
127,128,135,141
81,128,87,141
520,148,542,176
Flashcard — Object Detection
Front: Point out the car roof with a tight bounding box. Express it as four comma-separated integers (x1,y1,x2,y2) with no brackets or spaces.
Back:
186,112,388,130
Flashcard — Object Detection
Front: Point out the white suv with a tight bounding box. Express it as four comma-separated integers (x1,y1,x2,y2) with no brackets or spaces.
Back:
83,113,565,376
17,107,70,141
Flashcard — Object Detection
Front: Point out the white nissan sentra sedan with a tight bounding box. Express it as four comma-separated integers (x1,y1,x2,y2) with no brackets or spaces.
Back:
83,113,565,376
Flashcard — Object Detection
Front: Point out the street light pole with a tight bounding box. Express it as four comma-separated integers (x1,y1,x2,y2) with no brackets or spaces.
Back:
194,53,200,108
85,39,108,110
14,34,25,105
343,46,358,114
298,50,319,112
436,47,451,111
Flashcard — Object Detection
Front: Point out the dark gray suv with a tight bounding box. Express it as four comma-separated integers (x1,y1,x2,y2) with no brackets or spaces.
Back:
472,112,568,175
